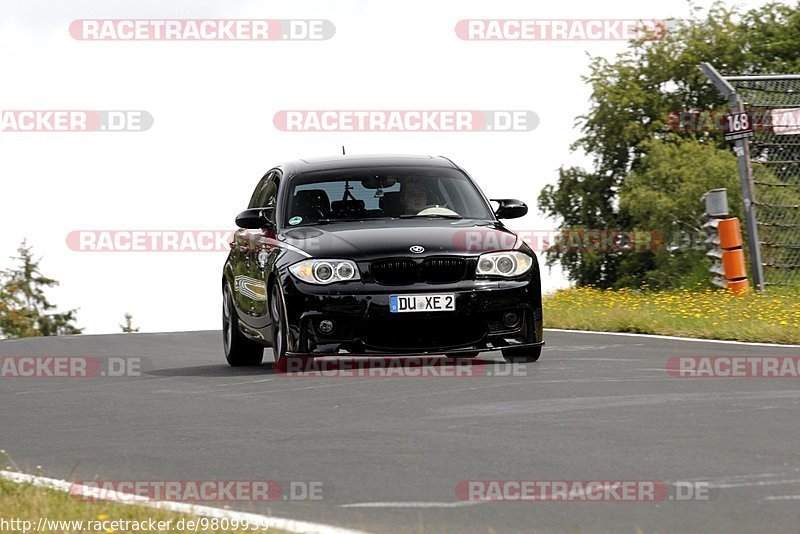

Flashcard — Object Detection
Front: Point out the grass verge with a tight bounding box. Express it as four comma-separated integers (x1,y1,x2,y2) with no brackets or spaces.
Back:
543,286,800,344
0,476,285,534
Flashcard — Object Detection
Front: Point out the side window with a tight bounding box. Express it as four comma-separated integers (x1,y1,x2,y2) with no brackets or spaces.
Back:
248,170,281,212
258,172,281,225
248,171,274,209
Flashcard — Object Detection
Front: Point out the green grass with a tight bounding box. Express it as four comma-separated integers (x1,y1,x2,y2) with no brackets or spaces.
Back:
543,286,800,344
0,477,287,534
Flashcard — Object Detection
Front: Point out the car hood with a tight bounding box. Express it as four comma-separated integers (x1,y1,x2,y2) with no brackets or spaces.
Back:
279,219,520,260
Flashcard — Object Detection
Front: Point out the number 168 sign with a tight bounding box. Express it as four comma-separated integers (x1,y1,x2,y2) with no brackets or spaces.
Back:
724,111,754,141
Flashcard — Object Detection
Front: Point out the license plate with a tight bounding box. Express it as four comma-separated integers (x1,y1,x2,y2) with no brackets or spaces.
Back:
390,294,455,313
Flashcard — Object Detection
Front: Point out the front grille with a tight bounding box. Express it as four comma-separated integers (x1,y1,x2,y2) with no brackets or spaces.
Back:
370,257,467,285
420,257,466,284
370,258,417,285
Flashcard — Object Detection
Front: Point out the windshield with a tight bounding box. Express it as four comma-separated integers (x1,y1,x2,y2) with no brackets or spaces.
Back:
283,166,494,227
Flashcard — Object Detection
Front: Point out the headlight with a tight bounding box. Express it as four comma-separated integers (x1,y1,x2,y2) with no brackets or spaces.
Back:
475,251,533,278
289,259,360,284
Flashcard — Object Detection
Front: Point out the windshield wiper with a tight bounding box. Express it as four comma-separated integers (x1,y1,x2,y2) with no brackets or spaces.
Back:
295,215,463,227
313,218,365,224
399,214,463,219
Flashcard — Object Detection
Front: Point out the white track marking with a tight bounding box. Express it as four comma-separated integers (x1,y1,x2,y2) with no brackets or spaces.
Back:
341,501,485,509
545,328,800,348
431,390,800,417
764,495,800,501
212,379,274,387
0,471,368,534
556,358,648,362
685,473,787,483
544,343,645,352
709,478,800,489
5,329,795,347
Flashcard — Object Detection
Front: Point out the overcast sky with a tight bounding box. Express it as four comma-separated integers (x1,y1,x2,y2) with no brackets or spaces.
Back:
0,0,780,334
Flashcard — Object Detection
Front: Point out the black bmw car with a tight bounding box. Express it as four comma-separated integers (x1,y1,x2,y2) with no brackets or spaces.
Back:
222,155,543,368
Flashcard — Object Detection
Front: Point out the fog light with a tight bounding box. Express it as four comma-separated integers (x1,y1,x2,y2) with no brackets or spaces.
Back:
318,319,335,334
502,312,519,328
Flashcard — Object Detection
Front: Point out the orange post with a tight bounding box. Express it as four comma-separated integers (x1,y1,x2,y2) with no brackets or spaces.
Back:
722,249,747,280
718,218,743,249
718,217,749,293
727,279,749,293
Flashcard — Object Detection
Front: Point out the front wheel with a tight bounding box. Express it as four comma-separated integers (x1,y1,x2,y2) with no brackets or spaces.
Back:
269,285,314,373
222,284,264,366
501,345,542,363
270,284,290,370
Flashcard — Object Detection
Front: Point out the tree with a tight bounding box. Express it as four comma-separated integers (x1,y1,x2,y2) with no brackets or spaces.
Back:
539,1,800,288
0,240,83,338
617,137,742,287
119,313,139,333
538,167,622,287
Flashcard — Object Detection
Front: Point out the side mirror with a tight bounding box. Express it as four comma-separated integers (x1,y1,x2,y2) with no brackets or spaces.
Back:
491,199,528,220
235,208,275,229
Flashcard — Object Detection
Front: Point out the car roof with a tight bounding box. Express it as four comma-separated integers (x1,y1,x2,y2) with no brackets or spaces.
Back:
276,154,459,176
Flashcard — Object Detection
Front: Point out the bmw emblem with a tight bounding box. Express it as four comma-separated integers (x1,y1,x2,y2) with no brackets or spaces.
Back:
410,245,425,253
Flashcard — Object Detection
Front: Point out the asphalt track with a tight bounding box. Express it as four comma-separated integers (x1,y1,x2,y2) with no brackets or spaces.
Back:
2,330,800,533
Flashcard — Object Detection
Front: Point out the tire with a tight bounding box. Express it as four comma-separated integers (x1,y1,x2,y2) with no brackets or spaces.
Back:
501,345,542,363
222,283,264,366
270,284,290,370
268,285,314,373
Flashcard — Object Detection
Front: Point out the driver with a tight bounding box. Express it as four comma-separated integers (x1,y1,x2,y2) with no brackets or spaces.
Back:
399,180,428,214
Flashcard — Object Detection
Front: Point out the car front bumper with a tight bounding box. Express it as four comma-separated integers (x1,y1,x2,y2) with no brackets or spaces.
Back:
280,276,543,356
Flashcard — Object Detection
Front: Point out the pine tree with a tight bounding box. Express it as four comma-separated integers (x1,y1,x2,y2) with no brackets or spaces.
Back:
0,240,83,338
119,313,139,333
